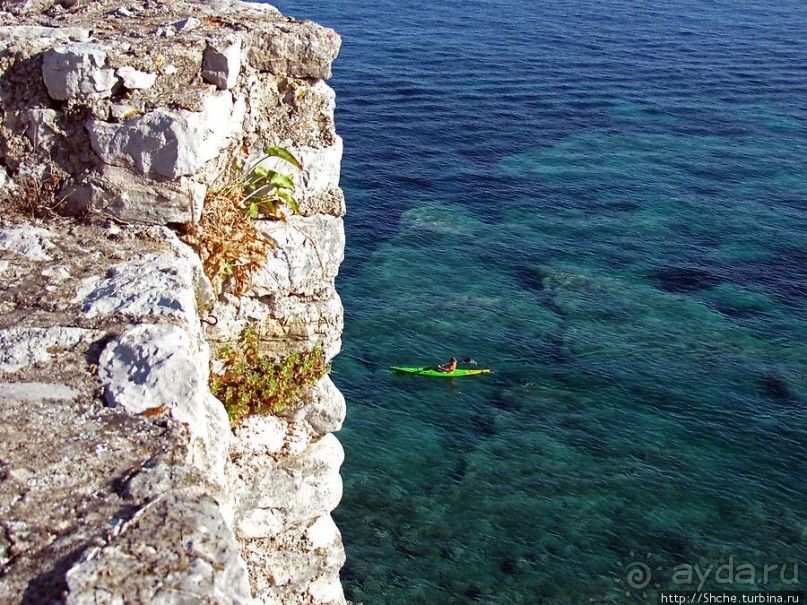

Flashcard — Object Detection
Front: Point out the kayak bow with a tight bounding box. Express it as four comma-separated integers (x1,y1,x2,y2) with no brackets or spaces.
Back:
390,366,491,377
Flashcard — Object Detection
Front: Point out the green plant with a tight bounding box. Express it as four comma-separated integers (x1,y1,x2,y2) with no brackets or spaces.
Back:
241,147,303,220
210,324,329,426
180,146,303,296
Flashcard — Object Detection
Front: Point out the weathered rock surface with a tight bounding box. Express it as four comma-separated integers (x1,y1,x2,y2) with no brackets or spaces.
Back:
241,514,346,605
75,250,208,331
233,433,344,540
252,215,345,299
0,0,348,602
87,91,246,178
0,381,79,402
99,324,205,420
1,0,343,226
0,393,242,604
245,20,341,79
203,36,242,90
0,326,98,373
42,42,119,100
0,224,56,260
65,492,252,605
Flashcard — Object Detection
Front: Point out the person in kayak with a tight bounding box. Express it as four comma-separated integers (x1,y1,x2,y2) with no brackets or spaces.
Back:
436,357,458,373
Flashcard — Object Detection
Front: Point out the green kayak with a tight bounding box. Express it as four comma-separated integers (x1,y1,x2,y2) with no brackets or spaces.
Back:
390,366,491,377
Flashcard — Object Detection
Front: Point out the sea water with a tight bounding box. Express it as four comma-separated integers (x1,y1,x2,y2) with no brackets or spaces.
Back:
266,0,805,602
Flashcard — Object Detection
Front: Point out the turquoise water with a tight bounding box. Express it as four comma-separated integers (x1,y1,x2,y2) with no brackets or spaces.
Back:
268,0,806,602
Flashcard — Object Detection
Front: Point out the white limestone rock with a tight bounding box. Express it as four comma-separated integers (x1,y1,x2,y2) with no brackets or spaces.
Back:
245,21,341,79
3,0,55,15
194,392,234,491
0,25,89,53
77,253,200,329
109,103,141,120
0,382,79,402
252,215,345,298
173,17,201,32
98,324,207,432
274,375,346,437
87,91,246,178
296,135,343,200
41,42,119,100
90,269,227,479
0,224,56,261
251,134,343,216
309,574,346,605
116,65,157,90
305,375,346,436
202,36,241,90
155,25,176,38
233,433,344,539
67,165,207,224
21,108,61,147
65,493,253,605
305,514,341,551
209,286,344,361
239,513,346,604
232,413,288,456
0,327,99,374
265,288,344,360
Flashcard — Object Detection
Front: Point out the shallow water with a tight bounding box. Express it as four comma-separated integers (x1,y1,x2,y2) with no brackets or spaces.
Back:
268,0,805,602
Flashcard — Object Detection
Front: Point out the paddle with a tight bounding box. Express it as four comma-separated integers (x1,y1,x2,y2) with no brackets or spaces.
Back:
425,357,476,373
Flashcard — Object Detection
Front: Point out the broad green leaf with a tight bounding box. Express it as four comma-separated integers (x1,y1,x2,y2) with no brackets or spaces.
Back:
276,189,300,215
268,171,296,191
265,146,303,169
247,202,259,218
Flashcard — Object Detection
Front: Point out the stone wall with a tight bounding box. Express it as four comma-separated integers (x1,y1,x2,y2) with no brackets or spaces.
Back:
0,0,347,603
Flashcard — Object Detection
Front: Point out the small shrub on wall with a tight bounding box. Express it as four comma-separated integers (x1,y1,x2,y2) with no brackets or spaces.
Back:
210,324,329,426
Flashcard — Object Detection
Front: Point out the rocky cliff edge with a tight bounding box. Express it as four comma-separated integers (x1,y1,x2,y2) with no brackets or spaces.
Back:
0,1,348,603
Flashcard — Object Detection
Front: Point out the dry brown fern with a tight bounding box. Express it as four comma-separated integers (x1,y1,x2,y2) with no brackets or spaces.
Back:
3,169,64,220
180,182,275,297
180,149,302,297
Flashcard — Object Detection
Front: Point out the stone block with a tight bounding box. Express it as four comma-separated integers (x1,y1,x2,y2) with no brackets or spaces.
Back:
76,252,201,329
233,433,344,539
66,165,206,224
208,285,344,362
304,375,346,436
239,513,346,604
246,21,341,79
202,36,241,90
87,91,245,178
65,493,252,605
98,323,208,436
41,42,119,100
116,65,157,90
252,215,345,298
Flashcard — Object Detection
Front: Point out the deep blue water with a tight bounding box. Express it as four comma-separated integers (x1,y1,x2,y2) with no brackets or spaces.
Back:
267,1,805,603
